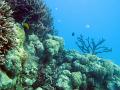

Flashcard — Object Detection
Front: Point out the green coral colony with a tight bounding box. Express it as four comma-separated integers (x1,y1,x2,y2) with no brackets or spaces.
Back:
0,0,120,90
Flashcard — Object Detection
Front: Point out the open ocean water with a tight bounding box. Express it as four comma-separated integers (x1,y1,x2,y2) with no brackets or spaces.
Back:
45,0,120,65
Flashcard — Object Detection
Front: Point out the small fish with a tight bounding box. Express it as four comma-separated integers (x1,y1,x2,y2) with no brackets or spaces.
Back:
72,32,75,36
23,23,30,30
22,22,31,41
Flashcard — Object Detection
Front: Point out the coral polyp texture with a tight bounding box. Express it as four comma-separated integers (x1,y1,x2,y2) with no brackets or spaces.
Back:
0,0,16,64
0,0,120,90
6,0,54,39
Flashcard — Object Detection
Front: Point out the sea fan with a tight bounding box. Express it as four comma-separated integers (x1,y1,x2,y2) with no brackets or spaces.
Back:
76,34,112,55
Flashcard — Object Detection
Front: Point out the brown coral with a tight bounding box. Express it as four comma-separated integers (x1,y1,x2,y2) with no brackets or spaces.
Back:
0,0,16,64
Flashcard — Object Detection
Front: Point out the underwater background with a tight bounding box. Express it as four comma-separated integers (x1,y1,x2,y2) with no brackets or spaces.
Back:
45,0,120,65
1,0,120,89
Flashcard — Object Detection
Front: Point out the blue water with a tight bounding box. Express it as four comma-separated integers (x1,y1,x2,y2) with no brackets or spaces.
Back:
45,0,120,65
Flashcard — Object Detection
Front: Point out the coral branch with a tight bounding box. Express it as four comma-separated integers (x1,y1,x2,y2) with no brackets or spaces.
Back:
6,0,55,39
76,34,112,55
0,0,16,64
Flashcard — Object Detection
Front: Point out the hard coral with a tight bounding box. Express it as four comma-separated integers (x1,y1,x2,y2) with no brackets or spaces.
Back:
44,34,64,56
6,0,54,39
54,50,120,90
0,0,16,64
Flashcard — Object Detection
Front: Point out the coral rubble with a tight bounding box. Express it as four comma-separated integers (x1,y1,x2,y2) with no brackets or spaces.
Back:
0,0,120,90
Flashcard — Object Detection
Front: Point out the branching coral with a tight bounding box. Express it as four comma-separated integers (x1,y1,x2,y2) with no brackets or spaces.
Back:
0,0,16,64
6,0,54,39
1,0,120,90
76,34,112,55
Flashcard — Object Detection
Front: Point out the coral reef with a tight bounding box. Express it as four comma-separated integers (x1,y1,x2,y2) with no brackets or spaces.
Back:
43,34,64,56
54,51,120,90
76,34,112,55
0,0,17,64
6,0,54,39
0,0,120,90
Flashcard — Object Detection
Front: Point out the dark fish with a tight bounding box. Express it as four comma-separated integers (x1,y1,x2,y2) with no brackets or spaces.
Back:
72,32,75,36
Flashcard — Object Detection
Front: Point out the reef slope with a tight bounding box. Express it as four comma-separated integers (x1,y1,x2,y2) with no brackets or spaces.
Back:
0,0,120,90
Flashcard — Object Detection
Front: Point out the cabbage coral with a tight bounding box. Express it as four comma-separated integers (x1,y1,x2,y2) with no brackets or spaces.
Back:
0,0,16,64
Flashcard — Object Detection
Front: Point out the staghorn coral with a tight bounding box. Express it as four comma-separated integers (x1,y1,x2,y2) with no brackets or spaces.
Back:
0,0,16,65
